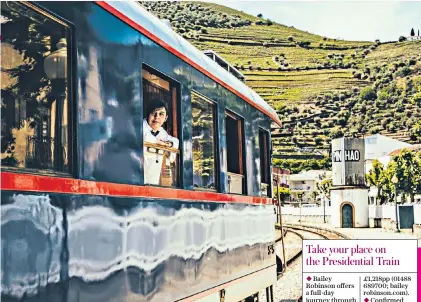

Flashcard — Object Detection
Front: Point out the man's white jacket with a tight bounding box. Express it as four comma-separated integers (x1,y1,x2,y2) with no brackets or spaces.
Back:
143,119,179,185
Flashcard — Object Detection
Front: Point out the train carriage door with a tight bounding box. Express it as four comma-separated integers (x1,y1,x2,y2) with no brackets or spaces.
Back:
225,111,246,195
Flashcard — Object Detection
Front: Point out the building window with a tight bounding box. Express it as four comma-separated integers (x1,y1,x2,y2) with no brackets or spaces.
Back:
259,129,270,197
142,66,180,187
1,2,71,173
191,92,217,190
225,111,245,194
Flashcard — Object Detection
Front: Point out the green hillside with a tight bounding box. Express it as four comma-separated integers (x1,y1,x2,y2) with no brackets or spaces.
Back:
140,1,421,173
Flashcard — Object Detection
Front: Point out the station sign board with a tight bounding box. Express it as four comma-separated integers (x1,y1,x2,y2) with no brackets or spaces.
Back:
331,137,365,186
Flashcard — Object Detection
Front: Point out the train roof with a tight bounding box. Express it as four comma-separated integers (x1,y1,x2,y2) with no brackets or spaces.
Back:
98,1,282,127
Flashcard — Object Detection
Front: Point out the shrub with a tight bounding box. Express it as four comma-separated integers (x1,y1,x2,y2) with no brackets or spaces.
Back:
360,87,376,101
354,72,362,79
298,41,311,47
397,66,411,77
287,36,294,42
369,126,382,134
329,128,344,139
398,36,407,42
408,59,416,66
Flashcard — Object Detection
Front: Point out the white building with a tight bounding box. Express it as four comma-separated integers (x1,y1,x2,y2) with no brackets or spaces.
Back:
287,170,330,203
366,137,420,205
364,134,411,173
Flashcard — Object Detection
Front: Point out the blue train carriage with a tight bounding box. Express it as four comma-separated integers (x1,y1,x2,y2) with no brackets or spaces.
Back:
1,1,282,301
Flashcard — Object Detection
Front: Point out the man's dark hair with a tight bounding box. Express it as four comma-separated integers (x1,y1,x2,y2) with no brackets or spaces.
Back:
145,100,168,118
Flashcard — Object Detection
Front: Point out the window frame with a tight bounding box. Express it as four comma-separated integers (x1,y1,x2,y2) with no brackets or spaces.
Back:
224,109,247,195
190,90,219,192
141,63,182,188
142,64,180,140
1,1,76,177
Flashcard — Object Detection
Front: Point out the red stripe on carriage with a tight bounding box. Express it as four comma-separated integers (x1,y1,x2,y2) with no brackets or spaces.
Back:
1,172,272,205
94,1,282,128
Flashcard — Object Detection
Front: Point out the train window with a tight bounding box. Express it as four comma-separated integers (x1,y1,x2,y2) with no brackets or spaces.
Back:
142,67,180,187
1,2,71,173
259,129,270,197
191,92,218,191
225,111,245,195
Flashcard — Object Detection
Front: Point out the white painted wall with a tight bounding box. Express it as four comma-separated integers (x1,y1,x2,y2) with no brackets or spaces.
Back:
282,206,331,216
415,205,421,224
281,206,331,224
369,204,421,224
331,189,369,228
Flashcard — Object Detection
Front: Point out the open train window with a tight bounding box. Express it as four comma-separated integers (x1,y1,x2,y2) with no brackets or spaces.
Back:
191,92,218,191
225,111,246,195
259,129,270,197
1,2,72,174
142,66,180,187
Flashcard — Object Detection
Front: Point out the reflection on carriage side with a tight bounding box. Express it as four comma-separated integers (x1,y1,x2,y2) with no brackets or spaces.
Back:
1,2,70,173
191,92,217,191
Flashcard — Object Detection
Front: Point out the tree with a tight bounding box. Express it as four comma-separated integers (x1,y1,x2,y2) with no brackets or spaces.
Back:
366,160,385,204
410,28,415,36
257,13,263,18
311,190,319,203
410,121,421,142
274,187,291,204
380,164,396,204
390,150,421,203
317,179,332,204
399,36,407,42
418,29,420,36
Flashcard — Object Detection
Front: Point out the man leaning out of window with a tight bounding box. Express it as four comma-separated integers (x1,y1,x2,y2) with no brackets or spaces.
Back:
143,100,179,185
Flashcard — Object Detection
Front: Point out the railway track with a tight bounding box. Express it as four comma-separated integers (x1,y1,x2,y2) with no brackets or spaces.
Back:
261,224,348,302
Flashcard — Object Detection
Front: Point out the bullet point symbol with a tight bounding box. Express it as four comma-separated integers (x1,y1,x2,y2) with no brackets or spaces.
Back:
364,298,369,302
307,276,312,281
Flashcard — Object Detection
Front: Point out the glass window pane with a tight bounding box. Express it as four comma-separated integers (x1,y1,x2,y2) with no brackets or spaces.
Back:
1,2,70,173
259,130,270,197
192,93,217,190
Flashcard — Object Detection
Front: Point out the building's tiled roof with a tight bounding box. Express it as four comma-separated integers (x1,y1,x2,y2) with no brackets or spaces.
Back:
387,144,421,156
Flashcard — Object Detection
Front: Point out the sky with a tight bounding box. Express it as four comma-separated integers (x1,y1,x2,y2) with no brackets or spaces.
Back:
210,1,421,42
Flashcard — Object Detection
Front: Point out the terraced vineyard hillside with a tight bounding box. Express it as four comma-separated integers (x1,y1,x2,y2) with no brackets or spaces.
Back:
140,1,421,172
